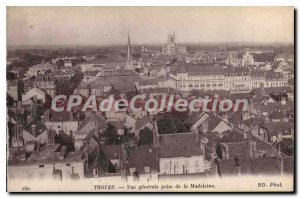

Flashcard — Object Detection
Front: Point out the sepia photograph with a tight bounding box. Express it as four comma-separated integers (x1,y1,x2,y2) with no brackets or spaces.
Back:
6,6,295,192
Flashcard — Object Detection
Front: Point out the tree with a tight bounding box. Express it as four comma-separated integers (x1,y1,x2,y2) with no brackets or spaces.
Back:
17,80,24,101
139,127,153,146
157,112,191,134
7,94,14,107
103,124,118,145
6,71,16,81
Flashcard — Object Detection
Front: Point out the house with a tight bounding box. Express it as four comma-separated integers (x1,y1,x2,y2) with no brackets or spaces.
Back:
33,75,56,98
135,115,154,138
124,114,137,133
127,145,159,183
7,144,87,181
108,120,126,136
262,122,294,143
25,61,57,78
190,113,232,135
74,114,106,150
216,156,288,177
7,80,19,101
64,59,72,67
44,110,79,138
158,132,207,175
22,121,55,147
102,145,122,171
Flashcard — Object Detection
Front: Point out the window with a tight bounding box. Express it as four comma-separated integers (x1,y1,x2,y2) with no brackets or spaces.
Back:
93,168,98,177
39,164,44,168
144,166,150,173
66,163,71,166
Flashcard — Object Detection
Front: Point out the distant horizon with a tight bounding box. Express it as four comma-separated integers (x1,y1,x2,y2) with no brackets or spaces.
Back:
7,7,294,46
7,41,294,49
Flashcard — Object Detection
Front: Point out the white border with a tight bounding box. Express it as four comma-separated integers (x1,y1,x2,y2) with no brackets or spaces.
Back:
1,1,298,197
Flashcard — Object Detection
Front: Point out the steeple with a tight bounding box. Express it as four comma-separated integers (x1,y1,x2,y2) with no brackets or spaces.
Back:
127,31,132,61
126,31,134,70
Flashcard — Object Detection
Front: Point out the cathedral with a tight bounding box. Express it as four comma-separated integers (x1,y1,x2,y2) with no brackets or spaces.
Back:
162,32,187,55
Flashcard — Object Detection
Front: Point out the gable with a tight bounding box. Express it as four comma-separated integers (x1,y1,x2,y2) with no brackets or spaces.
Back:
212,121,231,134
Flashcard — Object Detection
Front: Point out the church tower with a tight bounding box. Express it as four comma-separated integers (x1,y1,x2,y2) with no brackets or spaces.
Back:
126,31,134,70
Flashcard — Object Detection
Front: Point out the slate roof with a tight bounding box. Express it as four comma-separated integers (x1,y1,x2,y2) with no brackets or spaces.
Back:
23,121,47,137
171,65,224,76
127,145,158,174
251,86,292,96
78,113,106,132
159,132,202,158
263,122,294,137
135,115,153,129
87,70,141,94
217,157,285,176
101,145,122,160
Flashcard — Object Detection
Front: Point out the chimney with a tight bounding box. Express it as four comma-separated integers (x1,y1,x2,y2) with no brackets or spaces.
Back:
41,115,45,124
279,157,284,176
212,142,217,155
44,110,50,122
47,129,55,144
195,129,199,141
201,137,208,160
243,130,247,139
27,116,34,124
31,124,36,136
202,121,208,133
276,145,284,176
37,141,40,153
58,146,67,160
153,121,159,148
69,111,73,121
251,141,257,158
94,121,99,137
234,155,242,176
223,114,229,124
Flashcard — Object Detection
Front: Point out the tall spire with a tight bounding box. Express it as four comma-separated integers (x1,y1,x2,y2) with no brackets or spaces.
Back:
127,31,132,60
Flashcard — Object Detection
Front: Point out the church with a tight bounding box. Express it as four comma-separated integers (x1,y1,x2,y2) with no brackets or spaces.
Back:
162,32,187,55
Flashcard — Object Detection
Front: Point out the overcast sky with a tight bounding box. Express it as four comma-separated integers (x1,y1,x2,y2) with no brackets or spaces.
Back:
7,7,294,46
